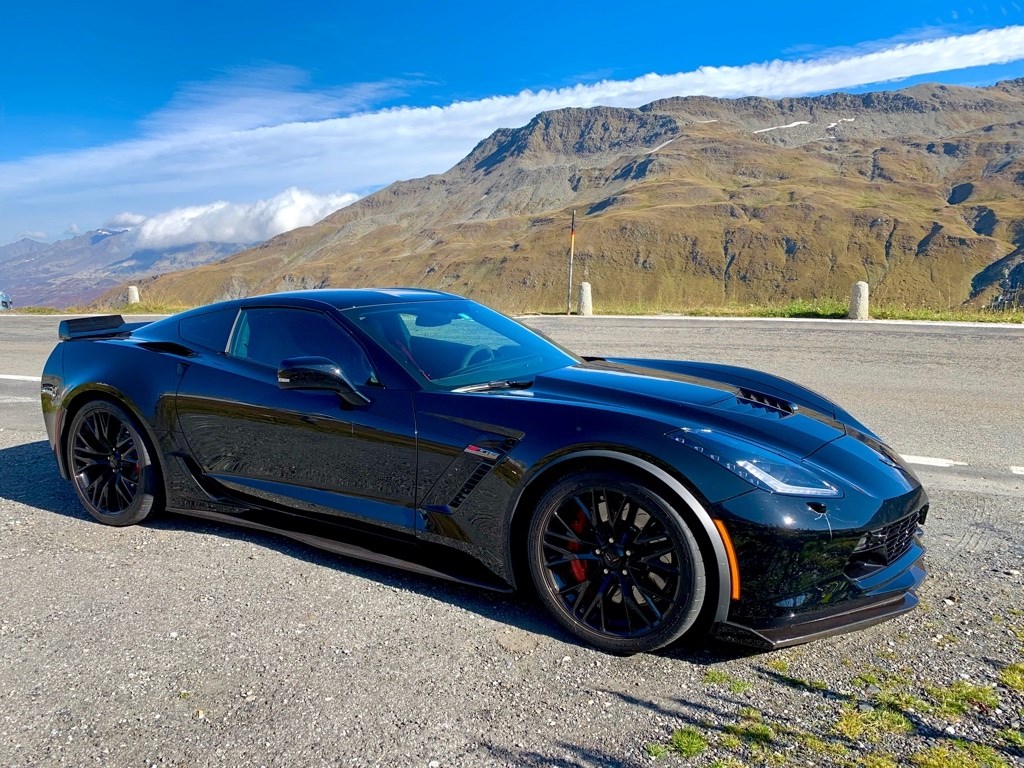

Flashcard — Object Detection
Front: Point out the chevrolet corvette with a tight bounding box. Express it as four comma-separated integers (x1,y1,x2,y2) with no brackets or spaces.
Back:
41,289,927,653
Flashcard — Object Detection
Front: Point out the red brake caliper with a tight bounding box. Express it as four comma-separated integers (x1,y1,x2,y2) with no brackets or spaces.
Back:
568,510,590,583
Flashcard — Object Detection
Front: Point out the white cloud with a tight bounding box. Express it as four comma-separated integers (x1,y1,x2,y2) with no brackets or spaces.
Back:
106,212,147,228
139,65,411,136
2,26,1024,244
132,188,359,248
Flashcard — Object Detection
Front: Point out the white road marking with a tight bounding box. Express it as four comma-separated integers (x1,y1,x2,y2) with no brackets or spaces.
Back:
0,396,36,404
1011,467,1024,476
901,454,968,468
0,374,40,382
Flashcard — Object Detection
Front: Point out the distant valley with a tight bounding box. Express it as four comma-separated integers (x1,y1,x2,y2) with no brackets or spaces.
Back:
0,231,250,308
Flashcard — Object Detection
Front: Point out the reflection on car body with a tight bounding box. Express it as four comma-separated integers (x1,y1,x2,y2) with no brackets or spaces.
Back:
40,289,927,653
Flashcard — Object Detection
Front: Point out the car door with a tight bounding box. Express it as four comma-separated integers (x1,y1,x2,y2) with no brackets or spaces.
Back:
175,305,418,531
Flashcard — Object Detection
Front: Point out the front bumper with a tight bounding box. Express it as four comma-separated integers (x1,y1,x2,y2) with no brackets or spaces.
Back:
707,480,929,650
711,542,926,650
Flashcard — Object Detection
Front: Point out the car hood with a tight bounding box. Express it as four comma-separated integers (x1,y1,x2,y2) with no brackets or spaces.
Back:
530,360,851,459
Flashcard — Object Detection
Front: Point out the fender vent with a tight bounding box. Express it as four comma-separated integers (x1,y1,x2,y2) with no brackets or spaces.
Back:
449,463,494,509
736,388,796,417
446,437,517,510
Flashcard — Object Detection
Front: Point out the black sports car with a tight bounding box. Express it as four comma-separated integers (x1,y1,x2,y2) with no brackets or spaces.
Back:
41,289,927,654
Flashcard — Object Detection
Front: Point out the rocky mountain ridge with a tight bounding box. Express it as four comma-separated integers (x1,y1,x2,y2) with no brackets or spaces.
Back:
118,79,1024,312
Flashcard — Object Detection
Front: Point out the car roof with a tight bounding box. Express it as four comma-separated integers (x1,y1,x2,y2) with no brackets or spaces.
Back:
131,288,466,343
242,288,460,310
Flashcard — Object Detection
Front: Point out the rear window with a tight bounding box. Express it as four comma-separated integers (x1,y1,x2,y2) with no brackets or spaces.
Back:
179,307,238,352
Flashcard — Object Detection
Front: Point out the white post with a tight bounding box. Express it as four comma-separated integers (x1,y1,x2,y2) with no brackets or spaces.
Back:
127,285,141,305
578,281,593,316
848,281,869,320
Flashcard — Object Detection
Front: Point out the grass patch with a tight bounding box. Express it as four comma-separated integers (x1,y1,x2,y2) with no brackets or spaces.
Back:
794,732,848,759
853,671,882,687
834,705,913,742
7,306,64,314
870,304,1024,323
592,299,1024,323
645,726,709,759
999,663,1024,692
668,726,708,758
704,669,751,694
718,733,742,750
911,742,1009,768
8,303,190,316
643,742,669,759
764,658,789,674
874,689,930,713
850,669,928,712
925,681,999,717
723,720,775,745
849,756,901,768
1000,729,1024,748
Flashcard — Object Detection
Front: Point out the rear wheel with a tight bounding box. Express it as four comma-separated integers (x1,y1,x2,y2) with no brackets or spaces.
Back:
527,470,706,654
67,400,161,526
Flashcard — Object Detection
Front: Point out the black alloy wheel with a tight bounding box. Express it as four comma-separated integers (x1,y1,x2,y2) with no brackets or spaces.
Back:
528,471,706,654
67,400,161,526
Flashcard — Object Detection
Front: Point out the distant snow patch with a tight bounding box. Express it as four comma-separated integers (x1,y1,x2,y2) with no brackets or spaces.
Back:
695,119,718,123
826,118,856,130
647,138,676,154
753,121,810,134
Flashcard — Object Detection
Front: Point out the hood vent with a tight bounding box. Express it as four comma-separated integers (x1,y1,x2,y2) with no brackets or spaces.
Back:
736,388,797,418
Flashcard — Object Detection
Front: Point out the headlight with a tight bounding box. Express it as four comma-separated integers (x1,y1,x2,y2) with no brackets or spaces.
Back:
669,428,842,498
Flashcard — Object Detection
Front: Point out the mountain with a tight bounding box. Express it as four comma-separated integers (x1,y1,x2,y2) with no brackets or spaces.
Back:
0,230,252,307
117,80,1024,312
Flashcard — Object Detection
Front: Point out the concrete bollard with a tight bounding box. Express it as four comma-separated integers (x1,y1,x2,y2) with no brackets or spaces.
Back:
127,285,141,305
848,281,869,320
577,281,593,316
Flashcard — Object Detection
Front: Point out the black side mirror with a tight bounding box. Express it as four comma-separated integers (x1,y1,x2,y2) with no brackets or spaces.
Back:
277,356,370,407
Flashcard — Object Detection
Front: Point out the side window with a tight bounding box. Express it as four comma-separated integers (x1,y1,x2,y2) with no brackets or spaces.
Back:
179,307,238,352
228,308,376,385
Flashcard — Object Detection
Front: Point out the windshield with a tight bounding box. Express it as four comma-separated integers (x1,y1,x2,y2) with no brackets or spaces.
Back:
342,299,579,389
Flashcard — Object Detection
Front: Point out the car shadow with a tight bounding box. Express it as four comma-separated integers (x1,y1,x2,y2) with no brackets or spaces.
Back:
0,438,751,662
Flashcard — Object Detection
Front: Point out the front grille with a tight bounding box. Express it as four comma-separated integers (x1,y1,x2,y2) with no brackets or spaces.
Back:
736,388,796,417
845,506,926,578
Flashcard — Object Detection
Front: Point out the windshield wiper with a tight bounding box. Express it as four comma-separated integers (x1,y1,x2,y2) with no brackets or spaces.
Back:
453,379,534,393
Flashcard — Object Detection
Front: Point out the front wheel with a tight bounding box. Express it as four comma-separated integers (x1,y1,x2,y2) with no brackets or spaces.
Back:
67,400,162,526
527,471,706,654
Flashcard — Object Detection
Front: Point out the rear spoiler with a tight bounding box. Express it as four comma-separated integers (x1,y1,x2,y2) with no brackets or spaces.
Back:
58,314,130,341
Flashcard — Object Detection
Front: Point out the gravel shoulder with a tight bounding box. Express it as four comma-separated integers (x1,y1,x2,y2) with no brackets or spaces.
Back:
1,424,1022,767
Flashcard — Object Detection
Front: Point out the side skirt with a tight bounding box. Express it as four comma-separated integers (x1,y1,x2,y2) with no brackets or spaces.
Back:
166,506,513,593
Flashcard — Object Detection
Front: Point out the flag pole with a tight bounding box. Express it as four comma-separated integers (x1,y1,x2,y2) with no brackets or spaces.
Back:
566,209,576,315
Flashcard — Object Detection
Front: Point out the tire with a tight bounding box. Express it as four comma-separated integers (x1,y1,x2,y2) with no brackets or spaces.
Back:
527,470,706,654
66,400,162,526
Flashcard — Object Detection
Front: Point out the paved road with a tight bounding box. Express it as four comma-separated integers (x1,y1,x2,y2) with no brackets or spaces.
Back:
0,313,1022,767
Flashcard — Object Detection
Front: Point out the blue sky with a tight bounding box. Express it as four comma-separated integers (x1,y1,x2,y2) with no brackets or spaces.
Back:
3,1,1024,247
